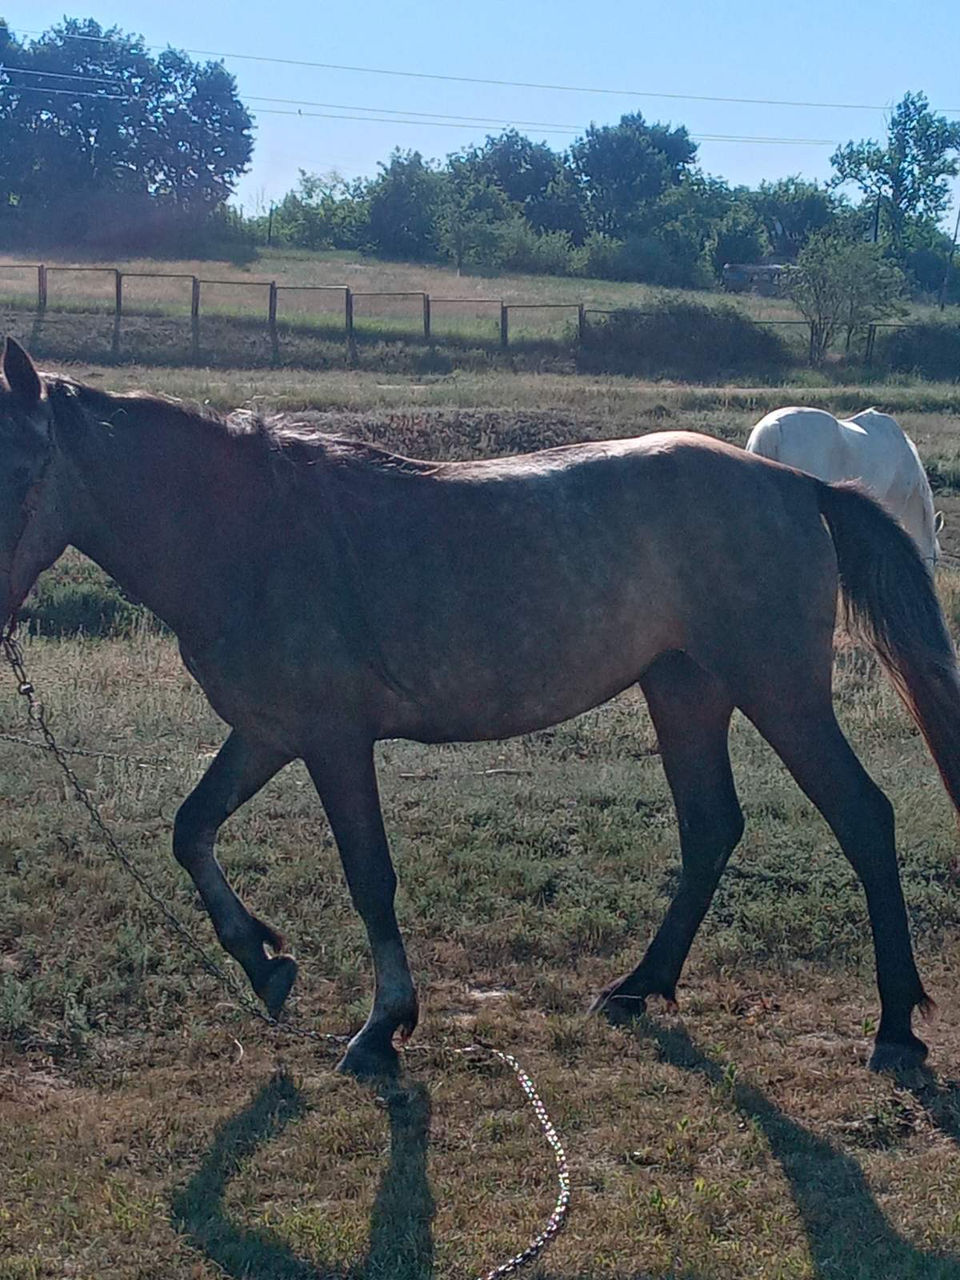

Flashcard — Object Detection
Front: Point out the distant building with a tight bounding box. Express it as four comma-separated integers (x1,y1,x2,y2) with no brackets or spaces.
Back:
721,263,794,296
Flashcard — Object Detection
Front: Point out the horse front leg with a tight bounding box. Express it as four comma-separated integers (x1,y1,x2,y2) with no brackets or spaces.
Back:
306,742,418,1078
173,730,298,1016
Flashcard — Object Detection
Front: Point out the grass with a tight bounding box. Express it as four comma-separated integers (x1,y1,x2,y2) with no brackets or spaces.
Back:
3,245,958,334
3,246,958,387
5,368,960,1277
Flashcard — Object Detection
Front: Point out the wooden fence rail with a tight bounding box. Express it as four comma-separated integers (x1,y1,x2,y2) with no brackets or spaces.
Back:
0,261,944,364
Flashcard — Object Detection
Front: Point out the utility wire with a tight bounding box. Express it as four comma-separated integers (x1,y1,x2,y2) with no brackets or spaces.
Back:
0,80,839,144
9,25,959,114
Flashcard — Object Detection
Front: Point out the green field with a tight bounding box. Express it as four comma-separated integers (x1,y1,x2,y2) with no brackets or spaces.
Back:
3,358,960,1279
2,248,958,370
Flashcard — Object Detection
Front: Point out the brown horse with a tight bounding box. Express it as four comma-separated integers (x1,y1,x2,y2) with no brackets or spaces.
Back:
2,336,959,1077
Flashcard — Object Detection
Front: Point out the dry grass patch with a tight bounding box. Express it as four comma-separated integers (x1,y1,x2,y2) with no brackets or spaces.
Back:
3,397,960,1278
2,605,960,1276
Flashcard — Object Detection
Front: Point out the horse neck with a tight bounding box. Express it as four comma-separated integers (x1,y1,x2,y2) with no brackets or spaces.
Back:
59,390,261,641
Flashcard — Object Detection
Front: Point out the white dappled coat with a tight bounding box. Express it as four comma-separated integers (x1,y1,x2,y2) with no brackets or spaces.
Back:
745,406,941,564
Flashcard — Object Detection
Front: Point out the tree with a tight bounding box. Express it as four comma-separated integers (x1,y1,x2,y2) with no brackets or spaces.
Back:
0,18,252,246
365,150,445,259
748,178,838,259
269,170,369,250
471,130,561,208
435,156,512,272
569,112,697,238
830,92,960,255
709,202,769,278
787,234,905,364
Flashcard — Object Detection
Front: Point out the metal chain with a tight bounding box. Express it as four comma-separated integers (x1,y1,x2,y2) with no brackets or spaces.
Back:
462,1045,571,1280
0,728,172,767
1,622,570,1278
0,623,349,1048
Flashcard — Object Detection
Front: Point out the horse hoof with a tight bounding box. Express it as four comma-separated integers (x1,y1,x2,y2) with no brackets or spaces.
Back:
868,1034,929,1073
260,954,298,1019
336,1038,400,1081
590,983,647,1025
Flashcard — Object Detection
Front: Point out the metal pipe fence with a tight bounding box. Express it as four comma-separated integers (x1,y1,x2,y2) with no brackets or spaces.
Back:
0,262,954,365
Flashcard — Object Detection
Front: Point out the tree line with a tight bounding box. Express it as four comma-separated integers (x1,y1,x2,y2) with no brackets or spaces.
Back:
0,17,252,253
261,93,960,301
1,17,959,304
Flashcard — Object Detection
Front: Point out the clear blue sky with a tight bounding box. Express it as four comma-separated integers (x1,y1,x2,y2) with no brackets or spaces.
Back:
5,1,960,217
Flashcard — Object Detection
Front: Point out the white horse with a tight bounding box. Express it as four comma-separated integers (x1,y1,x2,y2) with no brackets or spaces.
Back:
746,407,942,566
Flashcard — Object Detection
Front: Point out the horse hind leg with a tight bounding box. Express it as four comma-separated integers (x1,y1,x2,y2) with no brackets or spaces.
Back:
173,730,298,1017
743,694,930,1070
594,651,743,1021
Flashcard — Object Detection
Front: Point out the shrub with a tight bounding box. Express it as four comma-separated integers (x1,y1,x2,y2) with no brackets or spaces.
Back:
875,322,960,380
579,232,710,287
578,298,793,380
490,219,579,275
19,557,156,638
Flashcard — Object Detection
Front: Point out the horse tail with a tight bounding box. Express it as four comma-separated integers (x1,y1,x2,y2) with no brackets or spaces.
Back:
816,479,960,816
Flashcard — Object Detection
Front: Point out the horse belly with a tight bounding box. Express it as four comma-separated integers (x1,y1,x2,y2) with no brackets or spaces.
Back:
386,586,677,743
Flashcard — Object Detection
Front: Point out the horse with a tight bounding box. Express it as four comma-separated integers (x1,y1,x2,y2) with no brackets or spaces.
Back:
2,336,960,1077
745,406,943,566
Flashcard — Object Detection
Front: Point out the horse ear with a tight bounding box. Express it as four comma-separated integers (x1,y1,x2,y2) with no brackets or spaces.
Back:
2,338,42,405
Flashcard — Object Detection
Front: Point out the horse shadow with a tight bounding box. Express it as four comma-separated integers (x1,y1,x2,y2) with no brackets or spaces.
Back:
636,1020,960,1280
171,1035,960,1280
170,1070,434,1280
893,1063,960,1152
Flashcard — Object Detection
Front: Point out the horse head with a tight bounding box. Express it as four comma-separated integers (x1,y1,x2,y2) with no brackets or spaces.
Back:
0,338,69,629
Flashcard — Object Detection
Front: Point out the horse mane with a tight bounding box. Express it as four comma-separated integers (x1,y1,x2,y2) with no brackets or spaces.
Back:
46,376,433,479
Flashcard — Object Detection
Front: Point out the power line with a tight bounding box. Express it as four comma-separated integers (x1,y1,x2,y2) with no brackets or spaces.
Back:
0,64,118,85
0,80,840,144
10,25,960,115
0,83,126,101
0,76,839,145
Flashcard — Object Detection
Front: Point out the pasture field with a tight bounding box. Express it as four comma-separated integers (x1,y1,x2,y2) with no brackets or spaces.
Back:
2,248,958,353
0,248,808,321
3,363,960,1279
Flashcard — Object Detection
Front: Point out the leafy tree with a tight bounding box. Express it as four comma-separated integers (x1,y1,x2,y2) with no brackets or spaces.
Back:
709,202,769,278
748,178,838,259
787,234,905,364
471,130,562,208
268,170,369,249
525,163,588,242
569,112,697,238
0,17,252,246
830,92,960,254
436,156,512,272
366,149,444,259
444,132,588,243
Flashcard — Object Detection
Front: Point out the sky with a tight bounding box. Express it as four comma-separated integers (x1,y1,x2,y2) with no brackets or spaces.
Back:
4,0,960,217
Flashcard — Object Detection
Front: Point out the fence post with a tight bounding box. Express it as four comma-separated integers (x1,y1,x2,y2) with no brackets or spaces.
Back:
344,287,354,339
268,281,278,329
866,323,877,366
577,303,586,346
114,270,123,318
422,292,431,341
37,264,47,310
191,277,200,362
500,303,509,349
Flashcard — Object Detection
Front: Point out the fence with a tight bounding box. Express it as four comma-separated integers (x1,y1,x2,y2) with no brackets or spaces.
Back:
0,264,593,350
0,262,952,367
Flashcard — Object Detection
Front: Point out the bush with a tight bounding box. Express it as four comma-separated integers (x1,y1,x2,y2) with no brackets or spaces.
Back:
579,232,710,287
489,219,579,275
875,322,960,380
578,298,793,380
19,557,156,638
